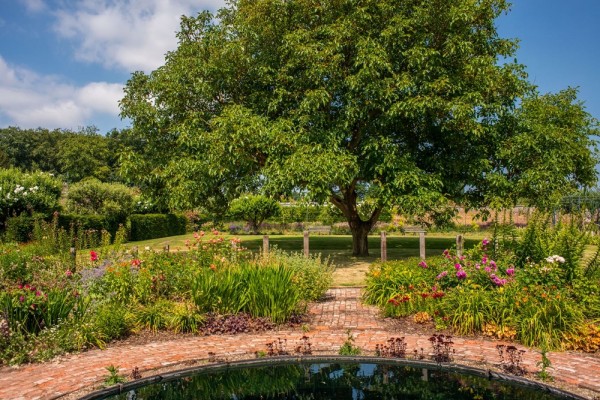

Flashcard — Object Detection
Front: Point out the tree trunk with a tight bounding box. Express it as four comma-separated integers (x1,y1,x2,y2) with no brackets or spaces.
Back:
350,220,371,256
329,182,381,257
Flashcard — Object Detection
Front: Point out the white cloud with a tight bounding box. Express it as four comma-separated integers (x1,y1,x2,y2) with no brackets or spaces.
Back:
53,0,226,72
20,0,47,13
0,56,124,130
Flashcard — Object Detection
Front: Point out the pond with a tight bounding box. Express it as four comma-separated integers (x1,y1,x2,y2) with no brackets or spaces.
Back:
84,357,584,400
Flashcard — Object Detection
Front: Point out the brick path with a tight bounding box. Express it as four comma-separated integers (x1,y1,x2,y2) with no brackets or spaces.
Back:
0,288,599,400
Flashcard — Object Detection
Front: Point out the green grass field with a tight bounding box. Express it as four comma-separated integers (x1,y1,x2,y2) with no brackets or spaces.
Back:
126,233,481,286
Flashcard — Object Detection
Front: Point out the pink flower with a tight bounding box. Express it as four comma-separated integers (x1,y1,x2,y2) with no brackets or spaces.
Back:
506,267,515,276
131,259,142,268
482,238,490,246
454,263,462,270
456,269,467,279
481,256,487,264
490,274,507,286
65,270,73,277
436,271,448,280
90,250,98,262
484,266,492,273
19,295,24,303
418,261,428,268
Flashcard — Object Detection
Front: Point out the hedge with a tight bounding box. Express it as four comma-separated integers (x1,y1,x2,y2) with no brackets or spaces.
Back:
4,215,37,243
128,214,188,241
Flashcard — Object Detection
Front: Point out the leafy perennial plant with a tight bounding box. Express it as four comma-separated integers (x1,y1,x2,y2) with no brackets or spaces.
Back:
0,229,333,365
365,228,599,350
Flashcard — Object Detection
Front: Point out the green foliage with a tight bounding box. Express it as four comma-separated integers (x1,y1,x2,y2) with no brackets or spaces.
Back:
92,302,131,340
338,330,361,356
125,0,600,256
167,302,204,333
128,213,187,241
243,264,300,324
492,88,599,209
515,287,584,349
265,250,333,302
66,178,135,232
191,268,248,315
0,126,118,183
228,194,281,233
515,213,589,282
103,365,127,386
442,287,494,335
0,168,62,229
131,300,172,332
4,215,37,243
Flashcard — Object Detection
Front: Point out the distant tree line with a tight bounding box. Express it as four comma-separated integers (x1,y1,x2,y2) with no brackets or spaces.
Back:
0,126,138,183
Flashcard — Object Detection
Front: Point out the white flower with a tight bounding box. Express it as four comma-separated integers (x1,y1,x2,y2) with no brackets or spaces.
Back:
545,255,565,264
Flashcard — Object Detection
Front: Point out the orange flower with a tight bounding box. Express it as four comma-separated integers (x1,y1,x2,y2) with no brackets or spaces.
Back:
210,264,217,271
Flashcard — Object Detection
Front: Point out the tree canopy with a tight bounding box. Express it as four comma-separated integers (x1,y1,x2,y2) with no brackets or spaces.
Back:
120,0,598,255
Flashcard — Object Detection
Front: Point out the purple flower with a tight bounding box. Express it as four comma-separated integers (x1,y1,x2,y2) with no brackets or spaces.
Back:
490,260,497,270
481,256,487,264
484,266,492,273
418,261,428,268
490,274,507,286
506,267,515,276
456,269,467,279
454,263,462,270
436,271,448,280
482,238,490,247
19,295,25,303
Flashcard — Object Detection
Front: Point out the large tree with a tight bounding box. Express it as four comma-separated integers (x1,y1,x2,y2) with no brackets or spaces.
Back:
120,0,597,256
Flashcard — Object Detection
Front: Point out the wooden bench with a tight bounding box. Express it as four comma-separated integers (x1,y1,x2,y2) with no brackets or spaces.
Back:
402,226,427,235
307,225,332,235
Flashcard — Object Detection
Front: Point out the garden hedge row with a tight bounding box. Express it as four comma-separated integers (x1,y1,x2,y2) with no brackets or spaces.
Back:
3,213,188,243
128,213,188,241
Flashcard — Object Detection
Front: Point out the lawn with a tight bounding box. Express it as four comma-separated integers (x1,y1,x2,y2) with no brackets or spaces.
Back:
126,233,481,286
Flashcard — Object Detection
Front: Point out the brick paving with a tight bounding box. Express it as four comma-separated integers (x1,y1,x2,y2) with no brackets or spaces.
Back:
0,287,599,399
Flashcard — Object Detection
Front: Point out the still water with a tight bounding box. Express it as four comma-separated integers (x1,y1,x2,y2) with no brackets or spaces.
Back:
98,360,578,400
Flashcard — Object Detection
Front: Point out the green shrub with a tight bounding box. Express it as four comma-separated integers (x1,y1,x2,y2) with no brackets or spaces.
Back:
228,194,281,233
4,215,36,243
66,179,135,231
93,302,131,340
0,168,62,229
131,300,172,332
167,302,204,333
128,214,187,241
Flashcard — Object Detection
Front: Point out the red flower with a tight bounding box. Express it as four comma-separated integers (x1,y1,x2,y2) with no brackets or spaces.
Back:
131,259,142,268
90,250,98,262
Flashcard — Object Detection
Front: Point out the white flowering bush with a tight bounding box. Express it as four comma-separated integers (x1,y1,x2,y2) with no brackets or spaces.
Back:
0,168,62,226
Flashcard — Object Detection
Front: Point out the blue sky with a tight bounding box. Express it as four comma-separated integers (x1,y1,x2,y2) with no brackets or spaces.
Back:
0,0,599,134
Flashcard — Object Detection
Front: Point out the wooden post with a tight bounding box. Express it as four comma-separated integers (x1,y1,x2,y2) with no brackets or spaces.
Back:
164,244,170,253
303,230,309,257
263,235,269,256
380,231,387,262
69,247,76,273
456,234,464,258
419,231,426,260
